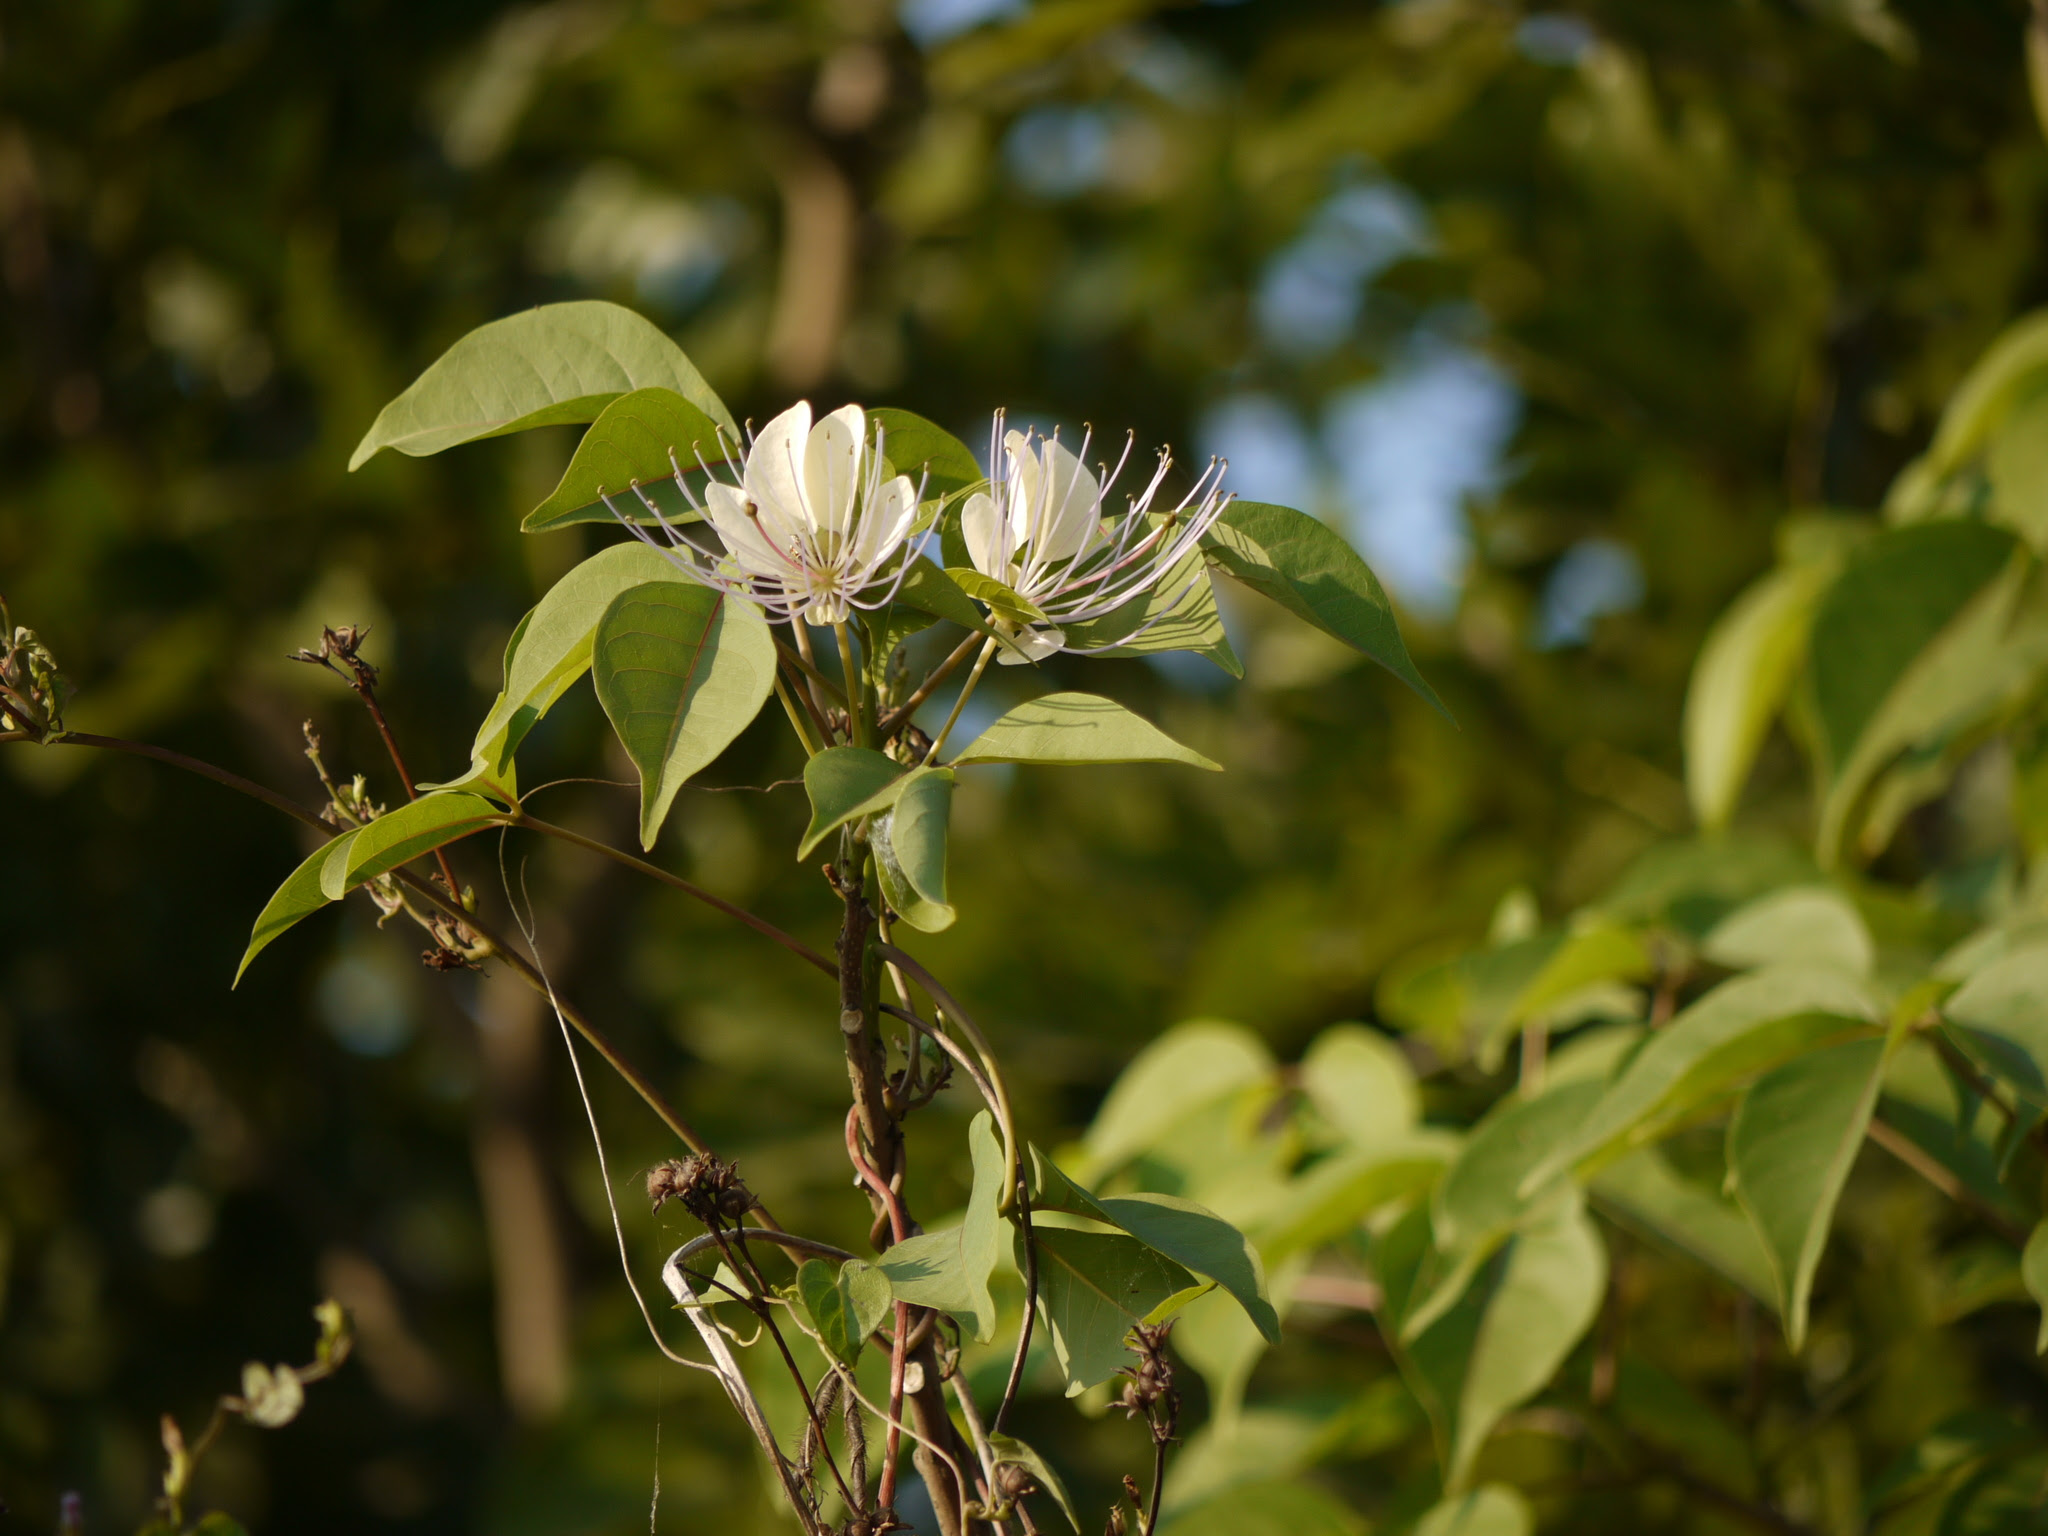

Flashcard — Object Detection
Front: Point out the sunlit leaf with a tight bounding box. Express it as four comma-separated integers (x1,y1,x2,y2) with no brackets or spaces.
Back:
1026,1225,1199,1394
873,407,983,502
1727,1036,1890,1350
796,1258,892,1367
523,387,728,532
950,692,1219,769
798,746,908,860
325,792,501,898
429,542,685,797
350,300,734,469
988,1432,1081,1534
1156,1478,1364,1536
234,834,357,985
1201,500,1449,721
876,1111,1004,1340
1702,885,1874,976
1299,1023,1420,1147
1412,1485,1532,1536
1079,1020,1273,1177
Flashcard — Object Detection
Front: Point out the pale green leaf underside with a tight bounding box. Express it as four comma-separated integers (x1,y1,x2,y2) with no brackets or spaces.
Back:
1028,1225,1199,1393
952,692,1220,770
874,768,956,932
350,300,735,469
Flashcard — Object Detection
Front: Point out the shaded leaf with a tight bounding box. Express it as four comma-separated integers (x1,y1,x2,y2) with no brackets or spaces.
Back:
1727,1036,1890,1350
1062,538,1244,678
592,581,776,849
946,566,1046,626
1942,942,2048,1114
234,834,357,985
988,1432,1081,1534
523,387,728,532
2025,1222,2048,1354
1610,1355,1757,1499
797,1258,892,1367
951,691,1220,770
1201,500,1448,720
1413,1485,1533,1536
1156,1478,1364,1536
1095,1192,1280,1342
1433,1080,1606,1256
1590,1147,1776,1306
873,408,983,502
1025,1225,1198,1393
1254,1141,1454,1264
884,559,989,634
325,792,500,898
350,300,733,469
1867,1408,2034,1514
799,747,908,860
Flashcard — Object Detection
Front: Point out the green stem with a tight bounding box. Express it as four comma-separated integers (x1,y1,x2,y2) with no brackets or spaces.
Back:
925,636,998,763
833,621,867,747
775,671,824,757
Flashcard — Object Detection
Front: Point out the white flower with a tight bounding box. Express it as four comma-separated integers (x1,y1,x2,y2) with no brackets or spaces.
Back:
614,401,921,626
961,413,1231,663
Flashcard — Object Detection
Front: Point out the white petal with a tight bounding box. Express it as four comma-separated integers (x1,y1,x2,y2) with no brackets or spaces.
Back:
703,483,786,576
745,401,815,543
854,474,917,569
805,403,866,545
1031,433,1104,569
961,491,1000,577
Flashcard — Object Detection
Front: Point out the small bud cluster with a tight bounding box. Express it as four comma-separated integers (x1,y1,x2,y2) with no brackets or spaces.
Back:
1116,1321,1177,1432
0,595,70,741
647,1153,756,1225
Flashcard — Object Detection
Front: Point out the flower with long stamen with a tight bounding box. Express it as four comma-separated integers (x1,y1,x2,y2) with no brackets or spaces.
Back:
960,413,1232,663
610,401,922,626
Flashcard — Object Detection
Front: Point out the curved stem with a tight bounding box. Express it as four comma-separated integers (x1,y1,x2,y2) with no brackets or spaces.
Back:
666,1229,856,1269
508,811,834,977
55,733,334,832
925,636,998,763
874,943,1018,1205
833,621,867,747
775,671,826,757
776,636,848,706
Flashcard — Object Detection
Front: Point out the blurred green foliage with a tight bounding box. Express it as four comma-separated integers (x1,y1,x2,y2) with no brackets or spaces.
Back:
5,0,2048,1532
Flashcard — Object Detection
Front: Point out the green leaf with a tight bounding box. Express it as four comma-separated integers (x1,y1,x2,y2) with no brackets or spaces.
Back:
1683,563,1830,831
946,566,1047,626
1866,1408,2034,1514
1727,1036,1890,1350
325,793,501,899
1932,1449,2048,1535
886,559,989,634
522,387,728,532
1432,1080,1607,1257
1804,520,2017,847
1254,1141,1454,1264
988,1432,1081,1534
1504,919,1652,1028
1025,1225,1199,1393
430,542,686,796
1446,1195,1606,1489
350,300,735,469
234,834,357,985
1701,885,1874,976
1062,538,1244,678
1094,1192,1280,1342
1917,310,2048,485
1298,1023,1420,1147
1590,1147,1776,1306
1523,964,1878,1193
191,1515,253,1536
873,767,956,932
951,692,1220,770
2023,1221,2048,1354
876,1110,1004,1340
798,746,908,860
1157,1479,1365,1536
1986,380,2048,549
591,581,776,849
1412,1485,1533,1536
1201,500,1449,721
1941,943,2048,1113
796,1258,893,1367
1079,1020,1274,1177
873,408,984,502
